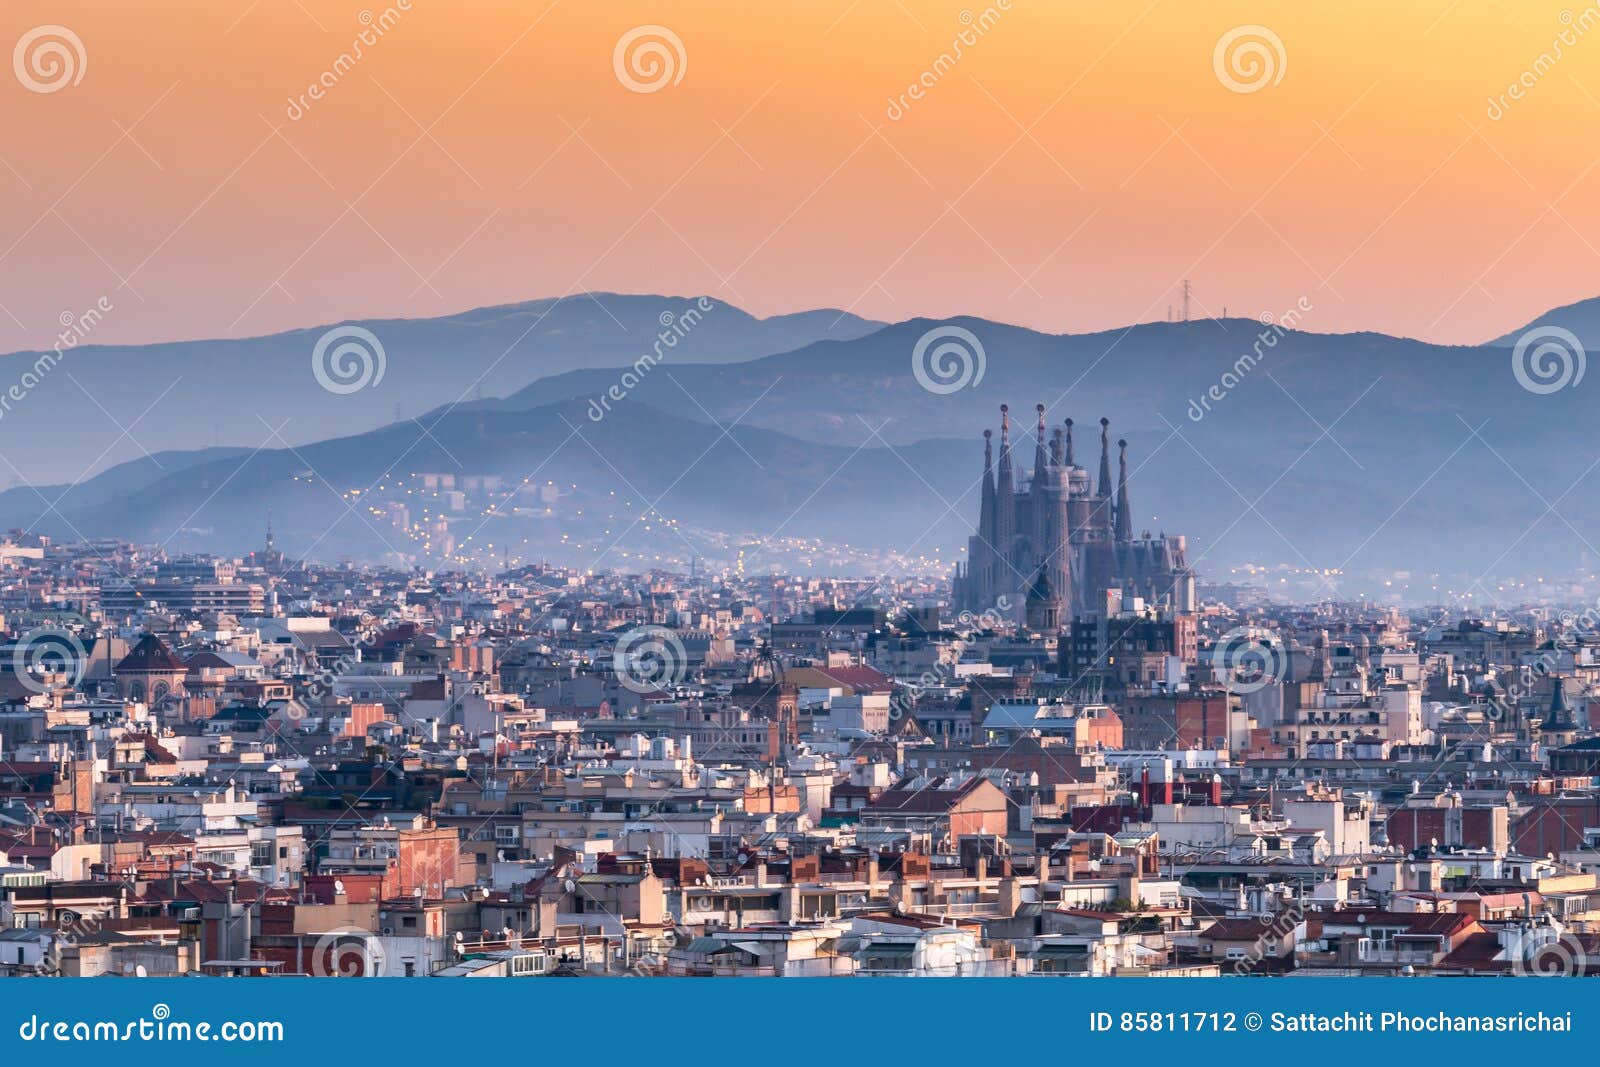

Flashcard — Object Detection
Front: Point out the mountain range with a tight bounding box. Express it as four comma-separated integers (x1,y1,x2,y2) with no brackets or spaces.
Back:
0,293,882,486
4,292,1599,597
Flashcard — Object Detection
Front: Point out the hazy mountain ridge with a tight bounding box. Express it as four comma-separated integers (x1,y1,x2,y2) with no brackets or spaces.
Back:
6,294,1600,591
1490,293,1600,348
0,398,976,569
0,293,885,485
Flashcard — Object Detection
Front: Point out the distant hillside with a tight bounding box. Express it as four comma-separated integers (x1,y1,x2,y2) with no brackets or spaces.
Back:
0,398,976,570
0,293,883,485
1491,294,1600,352
420,310,1600,588
7,294,1600,592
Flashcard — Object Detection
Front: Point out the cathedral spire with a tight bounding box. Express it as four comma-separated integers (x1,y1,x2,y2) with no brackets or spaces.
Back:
1032,404,1049,479
1096,417,1113,498
994,405,1015,588
1064,418,1075,468
1115,438,1133,541
997,405,1014,479
979,429,996,539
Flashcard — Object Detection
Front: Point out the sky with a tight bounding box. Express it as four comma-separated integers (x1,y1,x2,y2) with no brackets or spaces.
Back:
2,0,1598,352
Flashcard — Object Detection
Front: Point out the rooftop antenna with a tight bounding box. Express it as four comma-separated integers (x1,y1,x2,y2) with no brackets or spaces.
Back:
1181,279,1191,323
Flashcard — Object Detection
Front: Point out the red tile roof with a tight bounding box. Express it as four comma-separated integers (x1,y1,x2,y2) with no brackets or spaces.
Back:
115,633,185,673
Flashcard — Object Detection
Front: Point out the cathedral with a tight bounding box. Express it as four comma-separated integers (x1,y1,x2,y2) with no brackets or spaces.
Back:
950,404,1196,628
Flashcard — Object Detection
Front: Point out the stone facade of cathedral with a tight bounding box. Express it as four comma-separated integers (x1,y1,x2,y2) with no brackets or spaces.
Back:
950,404,1196,628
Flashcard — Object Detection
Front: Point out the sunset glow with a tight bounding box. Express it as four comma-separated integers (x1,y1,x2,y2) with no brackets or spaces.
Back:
3,0,1597,350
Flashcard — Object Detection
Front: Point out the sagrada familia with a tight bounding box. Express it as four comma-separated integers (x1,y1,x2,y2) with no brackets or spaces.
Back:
950,404,1196,628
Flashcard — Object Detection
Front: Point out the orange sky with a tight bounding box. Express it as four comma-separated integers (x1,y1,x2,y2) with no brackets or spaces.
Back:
1,0,1597,351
